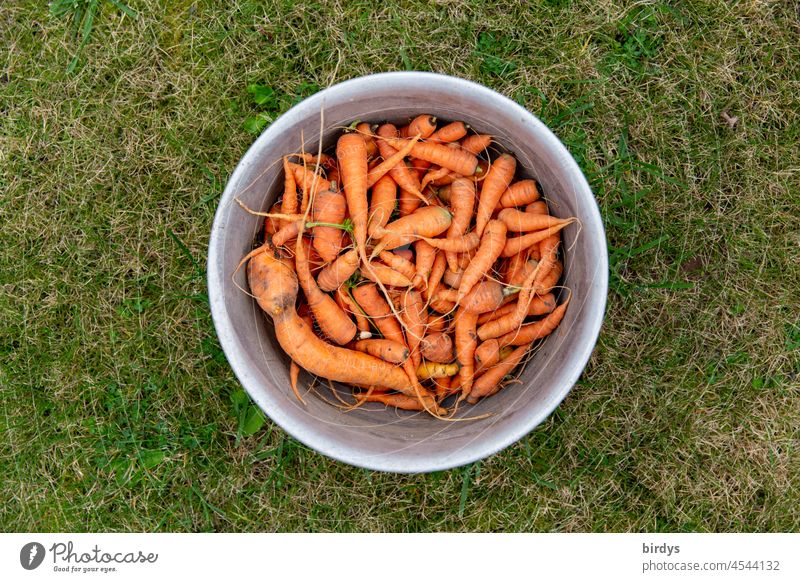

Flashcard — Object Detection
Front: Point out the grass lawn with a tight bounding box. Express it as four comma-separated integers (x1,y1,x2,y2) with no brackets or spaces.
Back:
1,0,798,532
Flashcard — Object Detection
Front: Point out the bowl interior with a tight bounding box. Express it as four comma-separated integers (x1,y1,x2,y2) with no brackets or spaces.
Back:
208,73,607,472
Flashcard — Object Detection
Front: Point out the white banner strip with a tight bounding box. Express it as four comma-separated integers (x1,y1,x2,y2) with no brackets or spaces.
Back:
1,533,796,581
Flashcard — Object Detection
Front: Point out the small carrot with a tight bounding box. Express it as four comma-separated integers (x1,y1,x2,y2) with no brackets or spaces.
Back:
497,296,570,346
499,179,541,208
500,219,574,258
466,343,531,404
401,289,426,369
454,307,479,397
353,339,409,364
351,283,406,346
429,295,456,314
384,138,480,176
366,135,420,188
442,268,464,289
420,332,454,363
280,157,299,220
336,133,370,263
474,339,501,371
289,162,333,210
475,154,516,237
398,187,423,217
429,121,468,143
367,174,397,236
476,261,540,341
317,248,359,292
457,219,508,302
271,219,301,248
420,165,452,191
476,293,555,325
356,122,378,158
537,261,563,294
356,392,428,411
426,311,447,333
336,286,371,334
412,240,436,290
424,251,447,301
498,208,567,233
526,200,549,215
375,124,424,199
460,280,510,314
445,177,477,272
311,190,347,262
534,236,560,291
362,262,413,287
379,251,417,285
419,232,481,253
404,114,438,138
295,233,356,345
460,134,493,155
372,205,452,250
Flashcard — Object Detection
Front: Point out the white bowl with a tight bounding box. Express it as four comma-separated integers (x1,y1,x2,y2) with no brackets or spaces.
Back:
208,72,608,473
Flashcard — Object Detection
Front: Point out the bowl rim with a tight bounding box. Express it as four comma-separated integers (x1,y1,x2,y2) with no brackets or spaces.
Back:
208,71,608,473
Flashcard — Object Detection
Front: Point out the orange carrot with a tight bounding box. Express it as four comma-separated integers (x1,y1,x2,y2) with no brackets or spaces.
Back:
420,165,452,191
367,174,397,236
498,208,567,233
353,339,409,364
426,311,447,333
420,332,454,363
336,133,369,262
295,232,356,345
412,240,436,290
474,339,501,371
317,248,359,292
475,153,516,237
534,236,560,291
500,220,574,257
467,343,531,403
429,295,456,314
405,114,438,138
442,268,464,289
289,162,333,211
460,280,508,314
424,251,447,301
499,179,540,208
497,296,570,346
356,122,378,158
271,219,301,248
429,121,468,143
351,284,406,346
454,307,479,397
445,177,477,272
375,124,424,198
476,293,555,325
336,286,371,334
460,134,493,155
398,187,423,217
526,200,549,215
420,232,481,253
366,135,420,188
537,261,563,294
372,205,452,250
362,262,413,287
457,219,508,302
356,392,428,411
281,157,299,219
401,289,426,369
379,251,417,284
476,261,540,341
385,138,480,176
311,190,347,262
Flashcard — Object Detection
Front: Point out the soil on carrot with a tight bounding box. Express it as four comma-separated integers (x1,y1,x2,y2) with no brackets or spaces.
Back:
1,0,798,532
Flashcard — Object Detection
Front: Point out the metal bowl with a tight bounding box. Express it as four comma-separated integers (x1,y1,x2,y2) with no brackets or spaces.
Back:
208,72,607,473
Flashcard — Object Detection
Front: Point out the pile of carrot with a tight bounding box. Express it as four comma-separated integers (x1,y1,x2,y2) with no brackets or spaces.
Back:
240,115,576,418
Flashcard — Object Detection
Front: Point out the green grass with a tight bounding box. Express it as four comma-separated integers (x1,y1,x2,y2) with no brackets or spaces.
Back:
2,0,798,532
